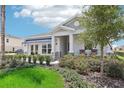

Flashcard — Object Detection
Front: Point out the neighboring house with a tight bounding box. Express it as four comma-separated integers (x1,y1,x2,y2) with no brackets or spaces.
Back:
0,34,23,53
23,15,111,59
114,45,124,51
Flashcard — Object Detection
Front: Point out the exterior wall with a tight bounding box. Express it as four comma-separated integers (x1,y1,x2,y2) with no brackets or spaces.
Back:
53,32,111,56
73,34,85,55
23,16,112,57
0,35,23,52
24,40,52,55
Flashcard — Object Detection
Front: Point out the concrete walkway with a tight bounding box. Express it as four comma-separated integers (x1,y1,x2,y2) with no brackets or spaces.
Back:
25,58,59,65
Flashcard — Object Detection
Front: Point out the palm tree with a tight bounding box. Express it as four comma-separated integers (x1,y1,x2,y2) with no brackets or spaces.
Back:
0,5,5,65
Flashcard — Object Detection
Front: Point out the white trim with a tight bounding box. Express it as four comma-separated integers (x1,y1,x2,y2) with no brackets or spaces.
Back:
51,14,82,34
69,34,74,53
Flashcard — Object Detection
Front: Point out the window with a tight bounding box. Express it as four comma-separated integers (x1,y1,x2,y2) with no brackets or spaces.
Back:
35,45,38,54
6,39,9,43
48,44,51,54
42,44,51,54
42,44,47,54
31,45,34,55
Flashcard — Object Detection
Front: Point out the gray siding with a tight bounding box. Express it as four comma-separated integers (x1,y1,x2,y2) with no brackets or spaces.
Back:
63,18,82,30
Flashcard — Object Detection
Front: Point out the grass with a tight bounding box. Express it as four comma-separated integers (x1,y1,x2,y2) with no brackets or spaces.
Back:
117,55,124,60
0,67,64,88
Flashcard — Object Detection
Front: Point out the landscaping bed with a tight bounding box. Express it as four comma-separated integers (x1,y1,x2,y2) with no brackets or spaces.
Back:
50,67,95,88
81,72,124,88
0,54,124,88
59,54,124,88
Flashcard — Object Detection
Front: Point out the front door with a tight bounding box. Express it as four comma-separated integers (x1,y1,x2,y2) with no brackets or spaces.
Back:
60,36,69,56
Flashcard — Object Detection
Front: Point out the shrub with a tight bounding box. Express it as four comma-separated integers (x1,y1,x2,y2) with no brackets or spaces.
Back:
17,54,22,60
5,55,12,64
14,55,22,63
28,55,32,63
73,56,89,74
115,52,124,56
59,54,75,69
106,62,124,79
45,56,51,65
22,55,27,62
74,61,89,74
87,58,101,72
38,55,44,65
9,56,19,68
32,55,37,64
59,55,100,74
51,67,95,88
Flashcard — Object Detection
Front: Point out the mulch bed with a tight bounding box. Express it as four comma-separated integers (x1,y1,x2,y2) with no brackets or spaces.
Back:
81,72,124,88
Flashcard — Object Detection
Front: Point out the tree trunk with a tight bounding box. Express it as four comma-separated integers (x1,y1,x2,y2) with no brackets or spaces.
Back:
0,5,5,65
100,46,104,76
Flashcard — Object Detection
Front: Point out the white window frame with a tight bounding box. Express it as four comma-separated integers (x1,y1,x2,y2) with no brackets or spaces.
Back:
41,43,51,54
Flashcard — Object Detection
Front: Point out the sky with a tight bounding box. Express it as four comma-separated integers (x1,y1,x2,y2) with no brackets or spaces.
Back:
4,5,82,37
0,5,124,46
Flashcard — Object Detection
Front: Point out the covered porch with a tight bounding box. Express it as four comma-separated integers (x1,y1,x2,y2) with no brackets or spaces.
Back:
51,34,84,60
51,34,74,60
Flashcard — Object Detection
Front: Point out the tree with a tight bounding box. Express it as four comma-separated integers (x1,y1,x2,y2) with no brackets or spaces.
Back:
79,30,97,50
0,5,5,65
80,5,124,75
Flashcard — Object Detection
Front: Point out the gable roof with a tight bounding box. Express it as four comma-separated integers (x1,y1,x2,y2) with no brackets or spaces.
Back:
24,14,83,40
51,14,83,34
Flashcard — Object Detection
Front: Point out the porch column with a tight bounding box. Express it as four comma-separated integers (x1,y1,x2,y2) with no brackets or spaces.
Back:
51,36,55,59
27,44,31,55
69,34,74,53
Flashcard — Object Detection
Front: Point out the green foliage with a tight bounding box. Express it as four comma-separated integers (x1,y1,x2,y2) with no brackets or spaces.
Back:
79,32,94,50
5,55,13,64
105,62,124,79
45,56,51,65
32,55,37,64
59,54,75,69
16,54,22,60
74,56,89,74
59,55,101,74
22,55,27,62
5,54,52,66
117,55,124,61
87,58,101,72
38,55,44,65
51,67,95,88
80,6,124,45
80,5,124,74
28,55,32,63
116,51,124,56
0,67,64,88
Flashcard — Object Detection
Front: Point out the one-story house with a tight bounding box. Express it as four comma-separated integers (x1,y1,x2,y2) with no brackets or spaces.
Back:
23,15,111,59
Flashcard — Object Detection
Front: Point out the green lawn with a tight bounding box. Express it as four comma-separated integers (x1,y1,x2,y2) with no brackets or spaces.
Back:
0,67,64,88
117,55,124,60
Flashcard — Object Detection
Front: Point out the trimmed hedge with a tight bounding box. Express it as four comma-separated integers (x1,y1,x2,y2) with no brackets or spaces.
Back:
4,54,52,68
115,52,124,56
